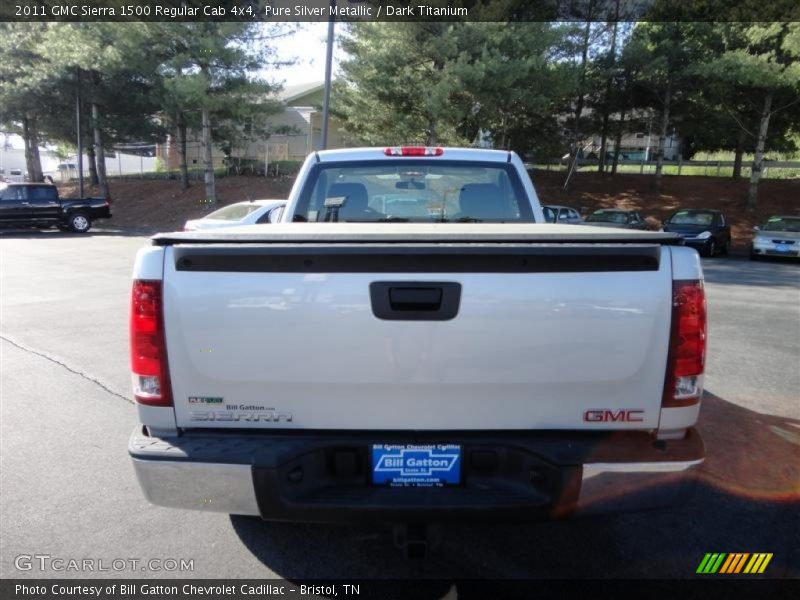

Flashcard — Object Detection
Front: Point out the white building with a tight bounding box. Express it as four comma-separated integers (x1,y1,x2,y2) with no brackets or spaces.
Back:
0,133,61,179
0,132,156,181
582,130,682,161
157,81,353,170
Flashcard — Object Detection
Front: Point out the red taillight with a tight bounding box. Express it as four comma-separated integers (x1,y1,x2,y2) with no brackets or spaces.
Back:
662,280,706,408
130,280,172,406
384,146,444,157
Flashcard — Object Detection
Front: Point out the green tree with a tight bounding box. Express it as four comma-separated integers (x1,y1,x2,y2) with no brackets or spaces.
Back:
446,22,572,157
152,23,287,201
603,32,650,176
561,18,606,188
591,4,630,173
675,73,798,177
697,23,800,209
335,23,470,146
37,23,169,198
335,22,574,156
628,22,720,191
1,21,287,200
0,23,52,181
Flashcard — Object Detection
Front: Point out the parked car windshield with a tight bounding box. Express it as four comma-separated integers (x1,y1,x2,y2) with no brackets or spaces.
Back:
204,203,264,221
293,160,534,223
586,210,630,224
761,217,800,232
669,211,715,226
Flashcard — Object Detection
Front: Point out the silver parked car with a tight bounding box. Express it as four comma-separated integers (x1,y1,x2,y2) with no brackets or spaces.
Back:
751,216,800,260
584,208,650,230
543,205,582,224
183,199,286,231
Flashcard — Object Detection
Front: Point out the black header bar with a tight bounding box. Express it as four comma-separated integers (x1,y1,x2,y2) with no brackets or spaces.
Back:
3,579,799,600
3,0,799,22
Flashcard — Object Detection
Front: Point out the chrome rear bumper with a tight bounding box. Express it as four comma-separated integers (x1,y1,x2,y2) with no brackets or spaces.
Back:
130,427,704,520
132,458,260,515
576,459,703,515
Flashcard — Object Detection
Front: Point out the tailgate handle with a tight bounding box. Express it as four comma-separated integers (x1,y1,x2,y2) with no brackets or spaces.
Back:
370,282,461,321
389,287,442,310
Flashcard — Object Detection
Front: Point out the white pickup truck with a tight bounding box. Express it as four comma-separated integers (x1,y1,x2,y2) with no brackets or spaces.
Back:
129,147,706,528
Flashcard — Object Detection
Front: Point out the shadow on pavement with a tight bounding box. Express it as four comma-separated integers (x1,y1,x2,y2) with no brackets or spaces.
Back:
229,392,799,584
0,227,159,238
702,256,800,288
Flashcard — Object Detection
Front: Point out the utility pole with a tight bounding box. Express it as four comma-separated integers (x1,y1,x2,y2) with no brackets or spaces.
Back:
598,0,621,173
0,132,6,176
642,115,653,174
320,0,336,150
76,68,84,197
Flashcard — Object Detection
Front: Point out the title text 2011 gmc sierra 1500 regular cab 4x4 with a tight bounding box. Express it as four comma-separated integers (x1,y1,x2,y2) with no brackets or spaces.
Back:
129,147,706,525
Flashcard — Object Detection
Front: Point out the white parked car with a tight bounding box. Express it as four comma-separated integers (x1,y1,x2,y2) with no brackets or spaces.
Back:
751,216,800,260
183,199,285,231
543,204,582,224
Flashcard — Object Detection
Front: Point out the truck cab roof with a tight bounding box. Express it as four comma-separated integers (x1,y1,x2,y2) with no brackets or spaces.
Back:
314,147,514,163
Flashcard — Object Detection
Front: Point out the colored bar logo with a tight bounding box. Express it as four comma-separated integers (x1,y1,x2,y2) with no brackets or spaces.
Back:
697,553,772,574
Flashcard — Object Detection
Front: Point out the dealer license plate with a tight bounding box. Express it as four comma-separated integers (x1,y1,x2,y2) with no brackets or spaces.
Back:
371,444,461,486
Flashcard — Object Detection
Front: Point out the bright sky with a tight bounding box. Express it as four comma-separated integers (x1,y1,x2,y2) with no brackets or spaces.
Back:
269,22,345,87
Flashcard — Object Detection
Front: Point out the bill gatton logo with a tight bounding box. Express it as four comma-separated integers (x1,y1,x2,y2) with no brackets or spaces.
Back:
374,447,459,477
696,553,773,574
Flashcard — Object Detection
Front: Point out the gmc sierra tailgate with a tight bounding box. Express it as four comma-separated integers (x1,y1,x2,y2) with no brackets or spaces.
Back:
154,224,681,431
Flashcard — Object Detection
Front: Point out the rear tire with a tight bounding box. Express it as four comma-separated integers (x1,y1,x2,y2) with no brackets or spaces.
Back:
720,239,729,256
67,213,91,233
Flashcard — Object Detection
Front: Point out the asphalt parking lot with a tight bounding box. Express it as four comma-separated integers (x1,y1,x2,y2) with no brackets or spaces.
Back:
1,230,798,581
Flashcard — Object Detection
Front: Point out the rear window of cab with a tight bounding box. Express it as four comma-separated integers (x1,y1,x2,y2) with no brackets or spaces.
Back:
292,160,534,223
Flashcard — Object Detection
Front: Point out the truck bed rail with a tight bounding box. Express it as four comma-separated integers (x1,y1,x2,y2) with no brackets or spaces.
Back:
151,223,684,247
170,244,665,273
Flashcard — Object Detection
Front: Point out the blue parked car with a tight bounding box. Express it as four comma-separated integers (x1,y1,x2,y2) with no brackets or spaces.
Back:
661,209,731,257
